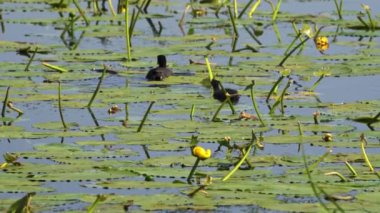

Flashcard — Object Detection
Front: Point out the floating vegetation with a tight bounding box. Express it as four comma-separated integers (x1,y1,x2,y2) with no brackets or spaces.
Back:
0,0,379,212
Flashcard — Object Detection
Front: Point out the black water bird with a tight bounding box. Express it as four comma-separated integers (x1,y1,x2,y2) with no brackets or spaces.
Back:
211,79,240,104
146,55,173,81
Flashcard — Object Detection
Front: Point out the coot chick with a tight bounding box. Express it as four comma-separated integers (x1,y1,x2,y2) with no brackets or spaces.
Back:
146,55,173,81
211,79,240,104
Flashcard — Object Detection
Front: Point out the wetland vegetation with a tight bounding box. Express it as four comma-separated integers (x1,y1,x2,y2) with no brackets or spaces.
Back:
0,0,380,212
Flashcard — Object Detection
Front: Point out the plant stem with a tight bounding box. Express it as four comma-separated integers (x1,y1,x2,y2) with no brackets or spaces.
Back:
218,82,235,114
361,139,374,172
73,0,90,26
364,8,375,31
248,0,261,18
266,75,284,103
309,74,325,92
344,161,357,177
1,87,10,118
125,0,131,61
205,56,213,81
272,0,282,21
58,81,68,130
227,6,239,37
87,65,107,108
278,35,309,67
211,99,227,122
190,104,195,120
334,0,343,20
233,0,238,18
42,62,68,73
284,31,300,56
307,149,332,172
357,15,369,30
137,101,155,132
279,79,291,114
222,142,254,181
300,140,330,212
269,79,291,114
297,121,303,136
24,47,38,71
325,171,347,182
249,81,265,126
187,157,200,184
107,0,117,16
238,0,254,19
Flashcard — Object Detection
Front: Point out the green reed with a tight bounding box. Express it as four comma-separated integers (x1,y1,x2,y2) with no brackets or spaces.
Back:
87,65,107,108
58,81,68,130
137,101,155,132
24,47,38,71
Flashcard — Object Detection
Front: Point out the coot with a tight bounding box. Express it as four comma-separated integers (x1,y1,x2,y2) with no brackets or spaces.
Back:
146,55,173,81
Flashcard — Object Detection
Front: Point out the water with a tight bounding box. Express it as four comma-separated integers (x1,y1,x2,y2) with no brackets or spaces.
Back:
1,0,380,212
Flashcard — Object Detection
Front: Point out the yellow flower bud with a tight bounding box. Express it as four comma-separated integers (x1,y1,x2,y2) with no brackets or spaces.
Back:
193,146,211,160
323,133,333,142
315,36,329,52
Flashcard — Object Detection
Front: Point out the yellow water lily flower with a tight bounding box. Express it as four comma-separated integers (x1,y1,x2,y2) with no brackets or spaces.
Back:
315,36,329,52
323,133,333,142
193,146,211,160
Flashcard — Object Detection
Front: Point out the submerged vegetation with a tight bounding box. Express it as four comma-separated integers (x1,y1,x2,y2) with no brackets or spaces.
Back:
0,0,380,212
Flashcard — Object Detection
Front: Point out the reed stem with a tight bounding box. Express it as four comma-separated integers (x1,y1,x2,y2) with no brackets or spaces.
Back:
24,47,38,71
137,101,155,132
125,0,131,61
238,0,254,19
87,65,107,108
272,0,282,21
266,75,284,103
211,99,227,122
278,34,309,67
222,142,254,181
344,161,358,177
187,157,200,184
248,81,265,126
190,104,195,120
1,87,10,118
58,81,68,130
309,74,325,92
227,6,239,37
107,0,117,16
73,0,90,26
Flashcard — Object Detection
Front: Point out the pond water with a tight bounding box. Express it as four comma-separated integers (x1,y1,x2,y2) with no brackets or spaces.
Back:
0,0,380,212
